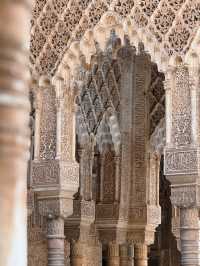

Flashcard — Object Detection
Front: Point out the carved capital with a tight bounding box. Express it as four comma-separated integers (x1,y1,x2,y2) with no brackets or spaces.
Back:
71,240,87,258
127,228,155,245
33,161,79,219
38,198,73,219
47,217,65,238
170,185,200,208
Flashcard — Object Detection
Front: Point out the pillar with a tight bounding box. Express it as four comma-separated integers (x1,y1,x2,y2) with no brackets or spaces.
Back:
31,76,79,265
107,243,120,266
180,208,200,266
47,217,65,266
0,1,32,266
164,62,200,266
71,241,87,266
134,244,148,266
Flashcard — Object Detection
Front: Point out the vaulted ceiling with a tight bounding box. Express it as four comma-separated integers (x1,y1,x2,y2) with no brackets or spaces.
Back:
30,0,200,75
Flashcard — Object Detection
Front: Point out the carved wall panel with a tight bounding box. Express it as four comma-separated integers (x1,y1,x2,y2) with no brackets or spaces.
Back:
39,86,57,160
101,149,116,202
171,66,192,146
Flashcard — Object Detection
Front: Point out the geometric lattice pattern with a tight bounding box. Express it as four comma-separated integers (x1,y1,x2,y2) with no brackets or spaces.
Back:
31,0,200,75
77,51,121,134
149,63,165,135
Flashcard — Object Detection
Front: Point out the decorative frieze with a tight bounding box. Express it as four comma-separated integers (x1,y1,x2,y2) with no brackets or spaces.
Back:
32,160,60,186
164,148,198,176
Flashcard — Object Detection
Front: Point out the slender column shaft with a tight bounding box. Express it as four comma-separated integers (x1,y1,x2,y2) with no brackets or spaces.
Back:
134,244,148,266
47,217,65,266
180,208,200,266
0,1,31,266
108,243,120,266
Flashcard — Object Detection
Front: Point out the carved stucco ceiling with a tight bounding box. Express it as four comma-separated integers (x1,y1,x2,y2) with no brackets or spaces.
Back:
30,0,200,75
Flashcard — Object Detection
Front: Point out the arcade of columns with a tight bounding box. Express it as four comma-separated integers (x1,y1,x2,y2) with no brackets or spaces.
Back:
0,1,200,266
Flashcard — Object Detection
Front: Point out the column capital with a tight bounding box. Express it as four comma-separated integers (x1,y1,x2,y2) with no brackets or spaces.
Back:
170,185,200,208
164,147,200,208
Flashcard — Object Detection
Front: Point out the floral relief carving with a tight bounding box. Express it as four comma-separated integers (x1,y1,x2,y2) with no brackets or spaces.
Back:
152,2,175,36
114,0,135,18
171,65,192,146
39,86,57,160
168,21,191,54
30,0,199,75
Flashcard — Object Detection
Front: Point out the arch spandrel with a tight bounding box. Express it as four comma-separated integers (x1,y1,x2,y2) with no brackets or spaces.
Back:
31,0,200,76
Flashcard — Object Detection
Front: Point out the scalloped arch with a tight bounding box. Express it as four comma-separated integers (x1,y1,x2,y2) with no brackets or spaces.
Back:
57,10,200,82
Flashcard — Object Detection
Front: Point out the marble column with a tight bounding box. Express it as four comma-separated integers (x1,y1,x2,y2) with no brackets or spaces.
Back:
0,1,32,266
47,217,65,266
107,243,120,266
180,208,200,266
134,244,148,266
